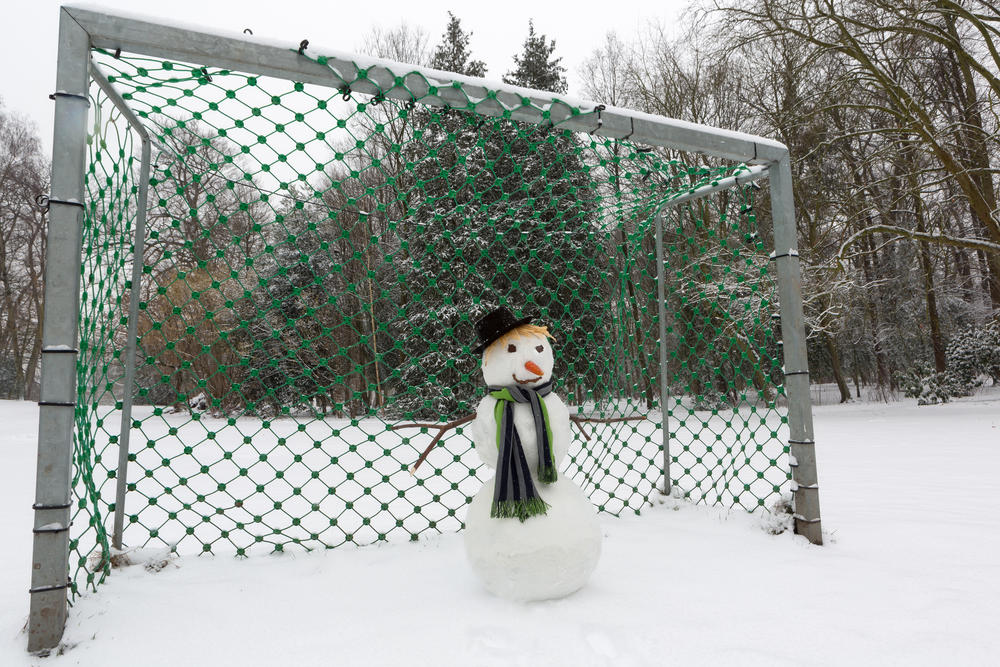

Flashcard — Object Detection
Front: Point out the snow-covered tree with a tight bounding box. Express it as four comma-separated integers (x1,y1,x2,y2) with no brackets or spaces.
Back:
385,14,492,420
901,319,1000,404
387,17,609,420
943,320,1000,390
498,23,613,405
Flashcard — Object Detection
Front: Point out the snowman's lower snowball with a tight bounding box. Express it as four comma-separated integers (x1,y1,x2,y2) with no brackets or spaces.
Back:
463,476,602,601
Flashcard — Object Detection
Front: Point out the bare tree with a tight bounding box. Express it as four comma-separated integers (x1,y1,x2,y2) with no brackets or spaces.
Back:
718,0,1000,310
131,118,268,413
0,101,48,399
359,21,431,66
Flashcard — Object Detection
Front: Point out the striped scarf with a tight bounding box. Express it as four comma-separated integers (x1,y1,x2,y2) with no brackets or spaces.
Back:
488,381,557,522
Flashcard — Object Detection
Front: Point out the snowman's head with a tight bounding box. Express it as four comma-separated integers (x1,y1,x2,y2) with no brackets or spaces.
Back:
481,324,555,388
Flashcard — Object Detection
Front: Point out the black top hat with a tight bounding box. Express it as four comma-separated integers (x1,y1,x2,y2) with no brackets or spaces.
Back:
472,307,534,355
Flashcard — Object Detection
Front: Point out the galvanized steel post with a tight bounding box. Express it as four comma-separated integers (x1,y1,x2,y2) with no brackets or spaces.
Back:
112,138,149,550
90,65,153,551
769,154,823,545
654,207,672,495
29,8,91,652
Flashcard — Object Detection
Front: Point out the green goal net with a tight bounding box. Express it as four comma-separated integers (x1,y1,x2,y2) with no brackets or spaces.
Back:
68,47,790,595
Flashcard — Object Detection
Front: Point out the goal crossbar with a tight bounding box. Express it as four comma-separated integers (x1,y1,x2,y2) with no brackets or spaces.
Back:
64,4,787,164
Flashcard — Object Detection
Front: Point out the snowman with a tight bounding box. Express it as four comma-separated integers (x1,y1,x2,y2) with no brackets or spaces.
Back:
463,307,602,601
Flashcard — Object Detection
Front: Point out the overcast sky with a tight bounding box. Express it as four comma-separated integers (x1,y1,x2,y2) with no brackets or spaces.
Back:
2,0,687,153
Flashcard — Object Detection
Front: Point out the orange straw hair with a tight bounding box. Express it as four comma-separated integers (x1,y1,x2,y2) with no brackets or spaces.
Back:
483,324,555,362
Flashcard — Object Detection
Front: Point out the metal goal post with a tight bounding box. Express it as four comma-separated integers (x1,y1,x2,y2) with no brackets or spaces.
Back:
29,5,821,652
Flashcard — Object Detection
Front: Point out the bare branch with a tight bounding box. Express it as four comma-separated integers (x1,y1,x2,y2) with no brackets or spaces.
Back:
838,224,1000,266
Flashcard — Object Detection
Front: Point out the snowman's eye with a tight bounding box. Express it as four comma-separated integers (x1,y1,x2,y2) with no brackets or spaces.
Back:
507,344,517,353
535,345,544,352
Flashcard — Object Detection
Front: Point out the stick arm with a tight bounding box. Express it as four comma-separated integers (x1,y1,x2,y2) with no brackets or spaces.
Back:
392,413,648,473
569,415,648,442
389,413,477,473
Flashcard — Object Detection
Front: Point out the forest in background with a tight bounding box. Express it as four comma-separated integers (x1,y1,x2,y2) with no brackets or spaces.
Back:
3,0,1000,408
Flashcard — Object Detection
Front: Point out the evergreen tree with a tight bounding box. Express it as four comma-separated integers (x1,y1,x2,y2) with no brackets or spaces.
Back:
902,319,1000,404
388,17,609,420
498,22,610,406
387,14,492,420
431,12,486,76
502,21,567,93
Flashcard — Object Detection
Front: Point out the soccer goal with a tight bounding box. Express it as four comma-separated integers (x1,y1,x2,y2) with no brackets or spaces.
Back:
29,6,821,651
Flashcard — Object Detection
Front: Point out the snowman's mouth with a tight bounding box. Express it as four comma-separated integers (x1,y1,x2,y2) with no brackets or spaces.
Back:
512,373,542,385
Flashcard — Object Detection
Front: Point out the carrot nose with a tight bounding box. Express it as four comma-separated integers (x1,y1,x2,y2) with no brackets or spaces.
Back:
524,360,543,376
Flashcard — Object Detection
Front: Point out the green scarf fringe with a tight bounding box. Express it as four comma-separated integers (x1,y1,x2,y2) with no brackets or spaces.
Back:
537,466,557,484
491,496,550,523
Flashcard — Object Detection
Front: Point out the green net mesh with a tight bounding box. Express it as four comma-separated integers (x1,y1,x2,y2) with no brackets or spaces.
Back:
68,48,790,595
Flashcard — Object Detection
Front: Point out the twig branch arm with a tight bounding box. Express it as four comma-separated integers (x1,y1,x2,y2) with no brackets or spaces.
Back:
571,416,648,425
393,414,649,473
569,415,648,442
389,413,476,473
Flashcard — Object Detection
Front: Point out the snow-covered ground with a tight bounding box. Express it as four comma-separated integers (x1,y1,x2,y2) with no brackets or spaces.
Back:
2,391,998,666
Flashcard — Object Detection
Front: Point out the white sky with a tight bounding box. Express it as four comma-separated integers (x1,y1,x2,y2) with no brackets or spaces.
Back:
1,0,687,153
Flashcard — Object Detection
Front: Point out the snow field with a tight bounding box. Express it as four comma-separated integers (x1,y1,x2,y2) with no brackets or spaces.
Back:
2,393,997,665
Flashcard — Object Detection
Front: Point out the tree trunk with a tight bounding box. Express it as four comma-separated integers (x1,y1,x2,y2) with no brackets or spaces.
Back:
824,333,851,403
916,226,946,372
943,13,1000,311
852,350,862,399
945,210,974,304
620,227,655,410
905,145,947,373
862,233,892,396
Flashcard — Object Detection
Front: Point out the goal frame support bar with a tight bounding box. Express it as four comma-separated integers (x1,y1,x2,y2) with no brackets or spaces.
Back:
30,4,823,652
88,62,153,553
652,162,774,497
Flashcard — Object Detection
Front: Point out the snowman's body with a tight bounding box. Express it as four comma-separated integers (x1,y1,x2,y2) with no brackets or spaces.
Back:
463,327,602,601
